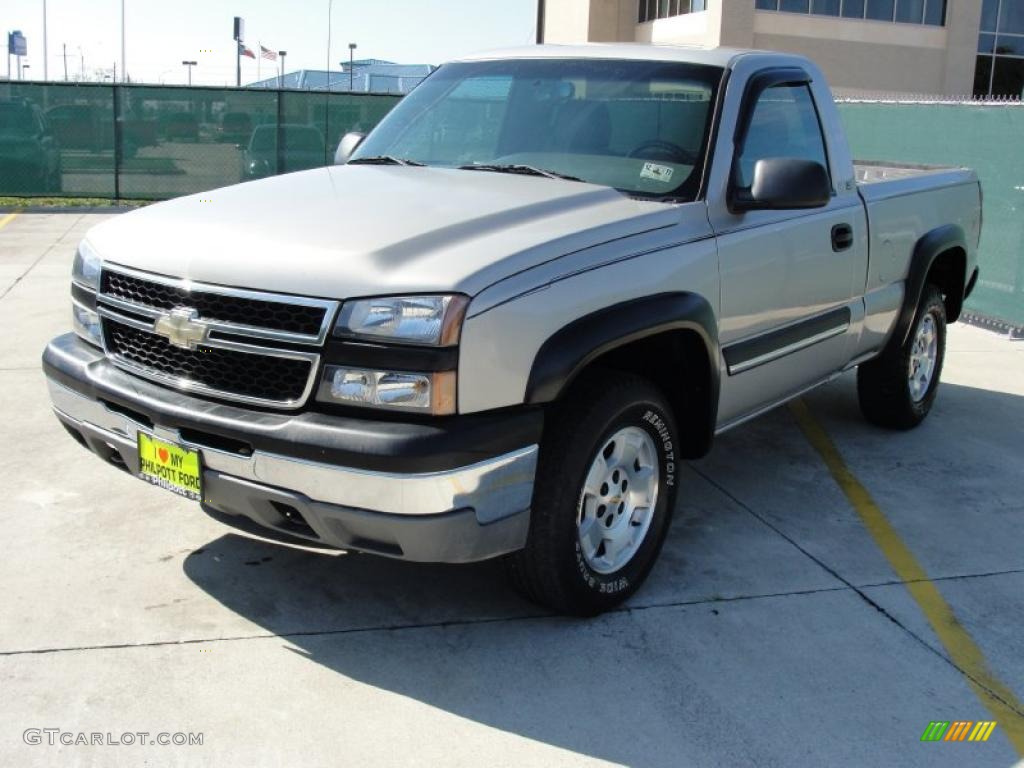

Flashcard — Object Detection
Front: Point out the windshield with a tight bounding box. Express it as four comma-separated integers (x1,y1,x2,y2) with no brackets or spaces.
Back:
352,58,723,201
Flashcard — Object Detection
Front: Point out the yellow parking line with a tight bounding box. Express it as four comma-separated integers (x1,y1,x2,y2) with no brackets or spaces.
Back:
0,212,19,231
790,399,1024,756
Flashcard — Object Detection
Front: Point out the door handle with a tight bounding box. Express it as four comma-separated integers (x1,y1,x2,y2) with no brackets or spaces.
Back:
831,223,854,252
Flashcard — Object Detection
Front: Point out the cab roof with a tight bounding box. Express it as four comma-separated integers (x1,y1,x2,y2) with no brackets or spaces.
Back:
454,43,752,69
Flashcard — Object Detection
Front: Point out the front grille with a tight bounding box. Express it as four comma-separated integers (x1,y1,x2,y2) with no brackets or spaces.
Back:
105,321,314,405
102,270,326,337
96,266,336,408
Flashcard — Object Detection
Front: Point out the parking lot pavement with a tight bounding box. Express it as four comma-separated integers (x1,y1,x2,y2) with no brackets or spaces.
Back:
0,212,1021,767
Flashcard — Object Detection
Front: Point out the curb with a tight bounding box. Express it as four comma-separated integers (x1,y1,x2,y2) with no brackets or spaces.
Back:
961,311,1024,340
0,206,140,214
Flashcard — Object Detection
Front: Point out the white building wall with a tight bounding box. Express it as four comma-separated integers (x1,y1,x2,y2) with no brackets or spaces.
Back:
542,0,983,97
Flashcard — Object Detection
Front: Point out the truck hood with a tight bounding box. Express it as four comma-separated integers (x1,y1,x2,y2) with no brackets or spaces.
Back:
86,164,678,300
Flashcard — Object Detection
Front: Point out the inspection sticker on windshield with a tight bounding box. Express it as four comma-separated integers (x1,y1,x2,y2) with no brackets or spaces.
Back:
640,162,674,184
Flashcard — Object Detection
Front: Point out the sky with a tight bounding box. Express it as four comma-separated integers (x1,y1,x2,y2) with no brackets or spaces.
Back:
1,0,539,85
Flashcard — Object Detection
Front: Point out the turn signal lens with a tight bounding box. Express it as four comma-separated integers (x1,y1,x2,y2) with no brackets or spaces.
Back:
318,366,456,415
72,302,103,348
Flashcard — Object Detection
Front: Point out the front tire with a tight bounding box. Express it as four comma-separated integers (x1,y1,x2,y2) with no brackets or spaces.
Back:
507,371,680,616
857,283,947,429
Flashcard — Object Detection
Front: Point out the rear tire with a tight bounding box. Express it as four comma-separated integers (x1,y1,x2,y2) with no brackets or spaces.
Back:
506,371,680,616
857,283,946,430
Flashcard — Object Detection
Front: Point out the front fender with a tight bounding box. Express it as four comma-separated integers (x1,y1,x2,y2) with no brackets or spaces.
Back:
525,292,719,404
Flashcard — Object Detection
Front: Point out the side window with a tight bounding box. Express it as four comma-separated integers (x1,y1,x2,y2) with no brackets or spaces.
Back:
735,83,829,188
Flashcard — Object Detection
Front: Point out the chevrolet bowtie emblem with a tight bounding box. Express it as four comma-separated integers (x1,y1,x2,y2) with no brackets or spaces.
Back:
153,307,209,350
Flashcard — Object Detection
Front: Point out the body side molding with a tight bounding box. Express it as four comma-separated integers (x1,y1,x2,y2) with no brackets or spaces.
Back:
723,305,851,375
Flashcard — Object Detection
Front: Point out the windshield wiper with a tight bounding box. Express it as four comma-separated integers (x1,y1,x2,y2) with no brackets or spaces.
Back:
348,155,425,167
457,163,584,183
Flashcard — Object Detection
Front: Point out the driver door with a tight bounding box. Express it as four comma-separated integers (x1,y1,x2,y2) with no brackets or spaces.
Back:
707,63,867,427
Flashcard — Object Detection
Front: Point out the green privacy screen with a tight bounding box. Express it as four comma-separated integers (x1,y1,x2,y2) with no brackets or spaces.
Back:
838,102,1024,327
0,82,399,201
1,83,1020,325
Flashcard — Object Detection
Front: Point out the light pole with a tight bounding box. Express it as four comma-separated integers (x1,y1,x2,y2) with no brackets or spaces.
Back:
348,42,356,91
43,0,49,80
278,51,286,88
121,0,126,81
233,17,245,87
326,0,332,89
182,60,197,86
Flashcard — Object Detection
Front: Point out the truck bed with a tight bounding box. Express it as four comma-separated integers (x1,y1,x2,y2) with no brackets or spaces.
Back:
854,160,976,197
855,159,978,210
852,159,981,309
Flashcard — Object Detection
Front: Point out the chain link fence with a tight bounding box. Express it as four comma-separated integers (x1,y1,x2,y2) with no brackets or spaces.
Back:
838,99,1024,327
0,82,399,200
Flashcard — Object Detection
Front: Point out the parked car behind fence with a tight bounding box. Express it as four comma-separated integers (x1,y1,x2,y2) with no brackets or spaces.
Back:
0,98,62,193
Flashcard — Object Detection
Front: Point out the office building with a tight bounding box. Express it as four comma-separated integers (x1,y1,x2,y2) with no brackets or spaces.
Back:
539,1,1024,97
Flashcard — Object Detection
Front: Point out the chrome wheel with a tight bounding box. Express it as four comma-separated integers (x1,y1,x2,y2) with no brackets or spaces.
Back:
908,311,938,402
576,426,660,575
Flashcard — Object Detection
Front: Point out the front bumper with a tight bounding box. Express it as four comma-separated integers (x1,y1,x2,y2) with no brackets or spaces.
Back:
43,334,540,562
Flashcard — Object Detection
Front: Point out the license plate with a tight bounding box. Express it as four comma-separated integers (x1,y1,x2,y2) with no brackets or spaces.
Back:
137,432,202,501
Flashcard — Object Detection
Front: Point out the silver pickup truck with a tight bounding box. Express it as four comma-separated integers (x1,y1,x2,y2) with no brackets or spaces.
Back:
44,45,981,615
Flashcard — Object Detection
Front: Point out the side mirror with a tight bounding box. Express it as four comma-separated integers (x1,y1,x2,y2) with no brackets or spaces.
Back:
731,158,831,212
334,132,366,165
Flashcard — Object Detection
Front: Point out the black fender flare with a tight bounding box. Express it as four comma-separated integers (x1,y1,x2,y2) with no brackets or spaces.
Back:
525,292,720,455
884,223,967,357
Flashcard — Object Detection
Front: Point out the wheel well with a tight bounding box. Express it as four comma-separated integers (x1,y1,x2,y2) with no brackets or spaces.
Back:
927,247,967,322
562,329,716,459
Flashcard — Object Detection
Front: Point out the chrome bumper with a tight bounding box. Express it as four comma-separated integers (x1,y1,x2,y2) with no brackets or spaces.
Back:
47,378,538,560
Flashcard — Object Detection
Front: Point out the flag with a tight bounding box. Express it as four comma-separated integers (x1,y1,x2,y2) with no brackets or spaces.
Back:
260,45,278,61
238,42,256,59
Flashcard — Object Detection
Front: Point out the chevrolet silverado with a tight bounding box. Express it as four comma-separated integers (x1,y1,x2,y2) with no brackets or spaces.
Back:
44,45,981,615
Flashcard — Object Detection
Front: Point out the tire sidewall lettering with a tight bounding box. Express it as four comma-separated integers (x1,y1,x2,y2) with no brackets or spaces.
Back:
641,408,675,488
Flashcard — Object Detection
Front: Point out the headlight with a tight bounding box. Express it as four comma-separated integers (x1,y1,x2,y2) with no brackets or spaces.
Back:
71,240,103,348
72,302,103,347
318,366,456,415
72,240,102,292
334,295,469,346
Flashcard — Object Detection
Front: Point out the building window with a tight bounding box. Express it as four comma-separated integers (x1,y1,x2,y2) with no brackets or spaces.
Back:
866,0,896,21
754,0,946,25
975,0,1024,97
638,0,706,23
